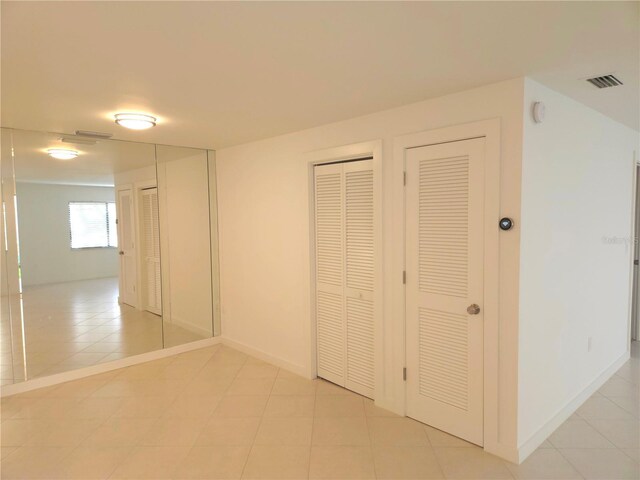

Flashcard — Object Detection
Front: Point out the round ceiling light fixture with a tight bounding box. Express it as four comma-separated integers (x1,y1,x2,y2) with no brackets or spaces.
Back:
114,113,157,130
47,148,79,160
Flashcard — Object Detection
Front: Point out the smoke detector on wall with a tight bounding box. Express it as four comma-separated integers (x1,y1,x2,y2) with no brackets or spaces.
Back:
532,102,545,123
586,74,623,89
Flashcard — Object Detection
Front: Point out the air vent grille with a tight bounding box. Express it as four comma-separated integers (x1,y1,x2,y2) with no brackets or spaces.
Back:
586,75,623,89
60,136,97,145
74,130,113,139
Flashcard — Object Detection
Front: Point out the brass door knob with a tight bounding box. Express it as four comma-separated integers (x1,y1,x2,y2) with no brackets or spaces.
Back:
467,304,480,315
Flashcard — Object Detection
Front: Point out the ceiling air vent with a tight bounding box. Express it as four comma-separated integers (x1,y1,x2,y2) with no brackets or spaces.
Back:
60,136,97,145
74,130,113,139
586,74,623,89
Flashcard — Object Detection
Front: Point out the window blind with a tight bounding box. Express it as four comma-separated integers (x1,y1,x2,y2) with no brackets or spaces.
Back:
69,202,117,249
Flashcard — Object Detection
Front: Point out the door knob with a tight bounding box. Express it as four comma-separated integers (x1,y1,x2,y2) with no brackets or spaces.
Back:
467,304,480,315
119,251,125,255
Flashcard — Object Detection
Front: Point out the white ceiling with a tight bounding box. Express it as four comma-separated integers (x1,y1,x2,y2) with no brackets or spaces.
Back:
8,129,156,186
2,2,638,150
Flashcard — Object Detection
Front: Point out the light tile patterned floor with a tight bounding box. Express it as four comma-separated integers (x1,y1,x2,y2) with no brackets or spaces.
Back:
1,342,638,479
1,278,204,385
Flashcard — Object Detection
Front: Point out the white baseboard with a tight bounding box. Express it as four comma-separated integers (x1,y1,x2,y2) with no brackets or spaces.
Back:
516,351,630,463
1,337,222,397
1,335,309,398
169,315,214,338
221,336,308,378
485,442,519,464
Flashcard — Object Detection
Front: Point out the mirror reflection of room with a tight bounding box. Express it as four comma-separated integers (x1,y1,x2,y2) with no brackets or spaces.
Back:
2,130,163,383
156,145,216,347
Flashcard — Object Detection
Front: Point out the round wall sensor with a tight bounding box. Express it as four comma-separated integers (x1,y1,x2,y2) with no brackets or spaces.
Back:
532,102,546,123
499,218,514,231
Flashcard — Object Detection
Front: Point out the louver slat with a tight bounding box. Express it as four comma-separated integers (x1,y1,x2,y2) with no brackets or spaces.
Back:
419,156,469,298
346,297,374,391
317,291,344,378
142,190,161,313
346,170,374,292
586,74,623,89
315,173,343,287
419,308,468,410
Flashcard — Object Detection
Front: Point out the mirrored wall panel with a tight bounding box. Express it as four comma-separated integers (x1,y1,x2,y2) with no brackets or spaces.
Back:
156,145,215,347
0,128,220,385
1,128,24,385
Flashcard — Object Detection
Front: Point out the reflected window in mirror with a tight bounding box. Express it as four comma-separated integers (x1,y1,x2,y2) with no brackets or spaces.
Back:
1,128,220,388
68,201,118,249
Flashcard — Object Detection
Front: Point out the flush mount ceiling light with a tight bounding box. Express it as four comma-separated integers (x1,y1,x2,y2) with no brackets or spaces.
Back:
47,148,79,160
114,113,157,130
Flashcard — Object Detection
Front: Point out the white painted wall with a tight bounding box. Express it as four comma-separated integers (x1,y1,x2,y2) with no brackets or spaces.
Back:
16,182,118,286
216,78,525,457
518,79,639,449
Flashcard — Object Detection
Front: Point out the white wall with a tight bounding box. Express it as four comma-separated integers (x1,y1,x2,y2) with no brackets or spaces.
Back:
518,79,639,449
16,182,118,287
216,78,525,457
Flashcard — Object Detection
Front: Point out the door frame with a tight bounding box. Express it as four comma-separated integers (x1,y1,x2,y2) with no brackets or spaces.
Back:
630,157,639,344
394,119,503,455
306,140,383,400
116,181,159,311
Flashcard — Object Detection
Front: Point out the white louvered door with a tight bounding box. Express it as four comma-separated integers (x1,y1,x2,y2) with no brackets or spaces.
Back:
142,188,162,315
315,160,374,399
405,138,485,446
117,188,137,308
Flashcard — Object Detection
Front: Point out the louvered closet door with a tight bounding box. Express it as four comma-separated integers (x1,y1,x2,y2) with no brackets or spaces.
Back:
142,188,162,315
314,160,374,399
315,163,345,388
405,138,485,446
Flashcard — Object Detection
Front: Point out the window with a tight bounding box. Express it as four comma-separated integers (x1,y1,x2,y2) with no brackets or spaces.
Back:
69,202,118,249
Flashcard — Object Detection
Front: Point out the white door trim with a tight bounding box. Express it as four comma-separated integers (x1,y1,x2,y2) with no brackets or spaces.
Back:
629,153,639,345
306,140,383,401
393,119,505,458
116,180,158,312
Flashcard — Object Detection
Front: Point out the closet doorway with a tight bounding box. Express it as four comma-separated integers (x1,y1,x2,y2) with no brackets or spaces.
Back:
313,158,375,399
404,137,486,446
141,187,162,315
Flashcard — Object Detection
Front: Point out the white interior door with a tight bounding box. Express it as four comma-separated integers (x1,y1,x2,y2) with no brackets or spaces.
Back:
117,188,137,308
142,188,162,315
314,159,375,399
405,138,485,446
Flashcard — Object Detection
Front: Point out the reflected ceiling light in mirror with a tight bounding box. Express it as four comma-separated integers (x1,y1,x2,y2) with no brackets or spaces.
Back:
114,113,157,130
47,148,79,160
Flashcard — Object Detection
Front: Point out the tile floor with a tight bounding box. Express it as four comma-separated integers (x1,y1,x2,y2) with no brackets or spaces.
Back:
1,278,204,385
1,342,638,479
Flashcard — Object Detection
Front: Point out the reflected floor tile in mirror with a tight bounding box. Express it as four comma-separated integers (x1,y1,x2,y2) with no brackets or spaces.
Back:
1,278,202,385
